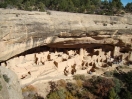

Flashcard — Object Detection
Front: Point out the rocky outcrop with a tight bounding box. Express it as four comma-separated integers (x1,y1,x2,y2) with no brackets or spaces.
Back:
0,66,23,99
0,9,132,62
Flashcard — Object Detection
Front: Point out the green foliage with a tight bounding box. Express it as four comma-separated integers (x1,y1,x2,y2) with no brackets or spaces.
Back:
65,91,75,99
47,11,51,15
46,72,132,99
125,2,132,13
38,2,45,12
0,82,2,91
3,74,10,83
0,2,7,8
0,0,126,15
47,88,67,99
49,81,58,92
120,89,132,99
104,71,113,77
66,82,77,92
22,85,39,99
83,76,114,98
113,78,122,93
108,88,119,99
123,70,132,92
47,88,76,99
73,74,85,80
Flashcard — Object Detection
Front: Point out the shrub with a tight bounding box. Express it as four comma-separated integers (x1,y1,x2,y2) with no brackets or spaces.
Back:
104,71,113,77
112,78,122,93
57,79,67,88
49,81,58,92
83,76,114,98
47,88,66,99
104,70,118,77
47,11,51,15
123,71,132,92
22,85,36,92
66,82,77,92
0,82,2,91
38,2,45,12
47,90,61,99
120,89,132,99
108,88,119,99
121,12,125,15
3,74,10,83
65,91,75,99
22,85,38,99
73,74,85,80
76,79,83,88
0,3,7,8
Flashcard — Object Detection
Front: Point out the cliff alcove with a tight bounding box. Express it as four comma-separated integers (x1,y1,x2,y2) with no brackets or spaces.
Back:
0,9,132,98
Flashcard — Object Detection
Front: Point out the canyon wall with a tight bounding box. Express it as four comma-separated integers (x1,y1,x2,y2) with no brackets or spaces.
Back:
0,8,132,62
0,9,132,98
0,66,23,99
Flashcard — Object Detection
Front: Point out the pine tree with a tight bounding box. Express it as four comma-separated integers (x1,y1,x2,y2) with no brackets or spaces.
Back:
125,2,132,12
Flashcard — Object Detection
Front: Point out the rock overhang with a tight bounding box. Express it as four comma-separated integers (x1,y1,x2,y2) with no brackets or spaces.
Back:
0,9,132,62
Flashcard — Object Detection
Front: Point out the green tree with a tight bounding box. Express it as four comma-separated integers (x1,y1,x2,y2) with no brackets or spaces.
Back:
38,2,45,12
124,71,132,92
113,78,121,93
24,1,31,11
72,0,80,7
120,89,132,99
125,2,132,12
59,0,68,11
108,88,119,99
67,0,74,12
112,0,123,10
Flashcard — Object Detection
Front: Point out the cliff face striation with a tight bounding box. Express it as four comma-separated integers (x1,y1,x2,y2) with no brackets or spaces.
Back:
0,8,132,62
0,9,132,98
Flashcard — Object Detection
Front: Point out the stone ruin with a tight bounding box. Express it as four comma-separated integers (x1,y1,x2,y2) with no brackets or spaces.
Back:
0,43,132,85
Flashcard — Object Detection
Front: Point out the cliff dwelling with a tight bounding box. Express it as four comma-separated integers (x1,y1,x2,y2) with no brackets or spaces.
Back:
1,35,132,86
0,6,132,99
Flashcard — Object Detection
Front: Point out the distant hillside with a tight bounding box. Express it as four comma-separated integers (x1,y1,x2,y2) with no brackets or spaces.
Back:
0,0,131,15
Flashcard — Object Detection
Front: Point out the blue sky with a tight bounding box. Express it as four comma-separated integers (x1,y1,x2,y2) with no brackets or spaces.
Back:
121,0,132,6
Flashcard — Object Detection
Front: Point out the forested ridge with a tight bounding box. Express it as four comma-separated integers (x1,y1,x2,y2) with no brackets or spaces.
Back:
0,0,131,15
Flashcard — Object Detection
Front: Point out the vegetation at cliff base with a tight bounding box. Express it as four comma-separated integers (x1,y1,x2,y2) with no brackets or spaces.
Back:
0,0,131,15
46,71,132,99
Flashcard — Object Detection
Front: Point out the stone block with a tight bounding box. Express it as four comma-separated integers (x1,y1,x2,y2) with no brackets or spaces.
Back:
47,53,58,60
7,57,19,66
43,51,49,56
129,52,132,61
62,54,68,60
91,55,98,61
83,56,91,61
67,58,75,67
25,54,35,61
1,62,6,66
114,46,120,56
19,56,25,63
44,61,54,67
54,57,62,62
79,48,84,59
57,61,67,72
67,50,75,56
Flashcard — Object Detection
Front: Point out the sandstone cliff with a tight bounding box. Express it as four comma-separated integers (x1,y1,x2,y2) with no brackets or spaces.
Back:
0,8,132,62
1,9,132,98
0,66,23,99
